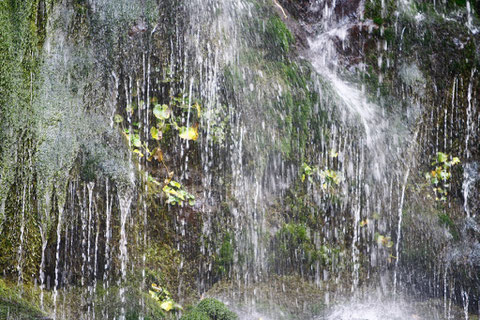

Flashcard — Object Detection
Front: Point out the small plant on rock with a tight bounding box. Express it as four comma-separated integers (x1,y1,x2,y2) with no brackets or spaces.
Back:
149,283,182,314
425,152,460,201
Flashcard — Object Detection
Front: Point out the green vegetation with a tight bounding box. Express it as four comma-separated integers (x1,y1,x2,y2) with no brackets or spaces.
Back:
117,92,201,206
0,279,48,319
149,283,182,313
301,162,341,189
180,298,238,320
265,16,294,53
425,152,460,201
216,233,234,276
180,309,210,320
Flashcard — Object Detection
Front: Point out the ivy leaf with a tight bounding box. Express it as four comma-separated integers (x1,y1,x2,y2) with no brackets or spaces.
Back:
451,157,460,165
153,104,171,120
179,125,199,141
132,135,142,148
166,196,177,205
437,152,448,163
160,300,174,311
151,126,161,140
170,180,181,188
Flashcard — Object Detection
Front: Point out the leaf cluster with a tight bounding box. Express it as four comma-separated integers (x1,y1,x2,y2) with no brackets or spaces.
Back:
149,283,182,313
425,152,460,201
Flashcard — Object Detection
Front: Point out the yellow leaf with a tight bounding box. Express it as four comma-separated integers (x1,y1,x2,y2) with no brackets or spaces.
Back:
151,126,161,140
179,125,199,141
133,149,144,157
160,300,173,311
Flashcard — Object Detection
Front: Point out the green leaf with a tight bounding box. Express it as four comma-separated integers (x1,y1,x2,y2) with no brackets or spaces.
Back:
151,126,160,140
132,135,142,148
160,300,174,311
153,104,171,120
170,180,181,188
437,152,448,164
451,157,460,165
166,196,177,205
179,126,199,141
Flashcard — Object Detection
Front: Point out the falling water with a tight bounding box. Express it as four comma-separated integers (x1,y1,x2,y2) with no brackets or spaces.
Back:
118,191,133,320
16,184,27,286
0,0,479,319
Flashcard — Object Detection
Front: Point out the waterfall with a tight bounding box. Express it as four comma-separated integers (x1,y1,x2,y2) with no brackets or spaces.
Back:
0,0,479,319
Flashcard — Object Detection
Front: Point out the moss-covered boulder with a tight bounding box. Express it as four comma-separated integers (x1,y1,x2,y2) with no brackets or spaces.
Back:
180,309,210,320
181,298,238,320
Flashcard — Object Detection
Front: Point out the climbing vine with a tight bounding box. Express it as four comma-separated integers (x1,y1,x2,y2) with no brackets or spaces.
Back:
115,92,201,206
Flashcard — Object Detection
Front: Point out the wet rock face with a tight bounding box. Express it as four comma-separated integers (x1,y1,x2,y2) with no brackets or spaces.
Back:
280,0,362,24
334,0,362,20
447,217,480,310
278,0,310,20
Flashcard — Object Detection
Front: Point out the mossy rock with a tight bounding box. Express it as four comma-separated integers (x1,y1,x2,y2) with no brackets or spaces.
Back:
0,279,49,320
180,309,210,320
265,16,295,54
196,298,238,320
181,298,238,320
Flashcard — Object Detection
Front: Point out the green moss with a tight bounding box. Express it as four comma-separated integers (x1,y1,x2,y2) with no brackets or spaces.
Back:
181,299,238,320
0,0,48,279
280,223,309,243
195,298,238,320
0,279,48,319
216,233,234,275
438,213,460,241
180,309,210,320
265,16,294,54
364,0,397,25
